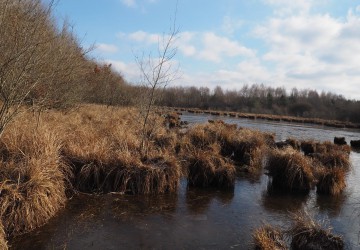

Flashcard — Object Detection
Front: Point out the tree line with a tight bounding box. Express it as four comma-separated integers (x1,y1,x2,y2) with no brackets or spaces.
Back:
158,84,360,123
1,0,360,134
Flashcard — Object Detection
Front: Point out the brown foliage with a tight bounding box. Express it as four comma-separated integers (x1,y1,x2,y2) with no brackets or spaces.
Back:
266,148,315,193
0,114,69,237
0,221,7,250
289,212,344,250
316,168,346,195
186,147,236,189
253,225,288,250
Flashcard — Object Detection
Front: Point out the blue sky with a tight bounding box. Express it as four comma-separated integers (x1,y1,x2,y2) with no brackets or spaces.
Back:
51,0,360,100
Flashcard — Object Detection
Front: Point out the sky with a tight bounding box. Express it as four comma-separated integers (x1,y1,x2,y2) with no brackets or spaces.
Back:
50,0,360,100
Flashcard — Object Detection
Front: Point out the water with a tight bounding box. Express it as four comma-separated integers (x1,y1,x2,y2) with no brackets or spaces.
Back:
11,113,360,249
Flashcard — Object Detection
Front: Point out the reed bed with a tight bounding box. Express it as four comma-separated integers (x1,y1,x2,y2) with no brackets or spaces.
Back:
253,225,288,250
288,212,344,250
265,148,315,193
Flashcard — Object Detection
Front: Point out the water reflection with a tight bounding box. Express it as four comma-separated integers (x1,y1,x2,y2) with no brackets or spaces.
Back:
112,194,178,217
186,187,234,215
261,183,310,213
315,193,347,217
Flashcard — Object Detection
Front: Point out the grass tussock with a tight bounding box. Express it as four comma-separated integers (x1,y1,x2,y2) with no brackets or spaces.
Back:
253,225,288,250
186,146,236,189
316,168,346,195
0,114,69,237
311,151,350,170
184,121,270,175
266,148,315,193
300,140,317,156
289,211,344,250
57,105,181,194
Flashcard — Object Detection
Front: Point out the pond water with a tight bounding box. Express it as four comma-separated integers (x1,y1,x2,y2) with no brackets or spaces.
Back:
11,112,360,249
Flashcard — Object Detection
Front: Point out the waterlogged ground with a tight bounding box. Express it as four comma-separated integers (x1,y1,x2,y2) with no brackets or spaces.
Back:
11,113,360,249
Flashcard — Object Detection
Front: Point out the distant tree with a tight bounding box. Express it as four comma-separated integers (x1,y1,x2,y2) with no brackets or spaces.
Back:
288,102,313,117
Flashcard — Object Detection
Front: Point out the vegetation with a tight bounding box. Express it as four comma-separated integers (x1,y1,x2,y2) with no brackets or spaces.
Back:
253,225,288,250
0,112,68,237
0,0,357,248
265,148,316,193
0,221,7,250
253,211,344,250
289,212,344,250
160,84,360,124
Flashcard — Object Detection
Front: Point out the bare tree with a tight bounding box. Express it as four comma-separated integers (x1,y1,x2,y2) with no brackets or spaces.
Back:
135,13,179,155
0,0,89,135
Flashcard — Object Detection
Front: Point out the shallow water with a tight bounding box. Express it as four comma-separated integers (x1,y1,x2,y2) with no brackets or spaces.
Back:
11,113,360,249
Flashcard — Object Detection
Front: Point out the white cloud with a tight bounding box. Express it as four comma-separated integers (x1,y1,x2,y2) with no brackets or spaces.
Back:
120,0,158,9
96,43,119,53
105,59,140,82
263,0,328,16
252,9,360,99
128,30,159,44
197,32,255,62
119,30,255,63
120,0,136,8
221,16,244,35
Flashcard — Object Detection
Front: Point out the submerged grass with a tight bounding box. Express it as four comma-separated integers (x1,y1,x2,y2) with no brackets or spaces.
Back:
288,211,344,250
253,225,288,250
253,211,344,250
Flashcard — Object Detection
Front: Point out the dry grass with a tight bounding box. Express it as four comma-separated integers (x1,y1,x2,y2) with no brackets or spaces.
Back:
266,148,315,193
0,221,7,250
72,151,180,194
316,168,346,195
0,104,183,243
310,151,350,170
300,140,317,156
253,225,288,250
288,211,344,250
0,113,69,237
56,105,181,194
184,121,270,176
186,146,236,189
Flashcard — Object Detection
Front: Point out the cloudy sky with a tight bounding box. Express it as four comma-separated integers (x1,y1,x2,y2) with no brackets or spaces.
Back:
52,0,360,100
